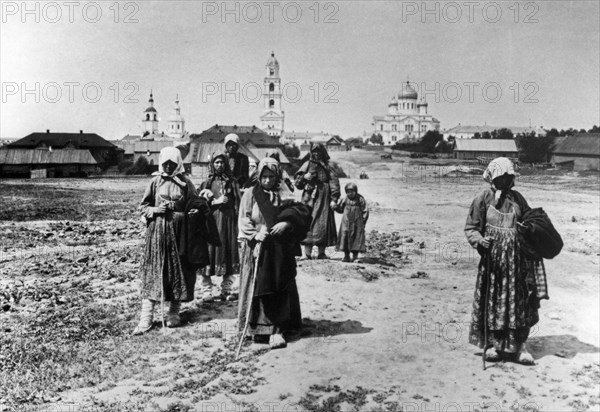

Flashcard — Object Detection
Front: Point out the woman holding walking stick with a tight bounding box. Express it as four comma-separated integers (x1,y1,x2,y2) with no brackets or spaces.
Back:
465,157,548,366
237,158,312,350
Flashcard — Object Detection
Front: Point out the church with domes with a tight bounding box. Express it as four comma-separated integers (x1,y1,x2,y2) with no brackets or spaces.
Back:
372,81,440,145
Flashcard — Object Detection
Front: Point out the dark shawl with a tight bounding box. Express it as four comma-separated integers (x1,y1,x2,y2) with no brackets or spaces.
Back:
184,196,221,268
252,185,311,297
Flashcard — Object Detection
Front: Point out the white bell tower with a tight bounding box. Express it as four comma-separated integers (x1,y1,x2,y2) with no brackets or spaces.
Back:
167,94,185,138
143,91,159,135
260,51,285,138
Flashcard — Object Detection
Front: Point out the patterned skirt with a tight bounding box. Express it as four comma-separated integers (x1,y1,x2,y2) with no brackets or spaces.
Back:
469,224,542,353
140,214,196,302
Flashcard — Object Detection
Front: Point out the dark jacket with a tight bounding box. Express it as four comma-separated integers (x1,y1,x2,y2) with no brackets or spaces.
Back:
229,152,249,188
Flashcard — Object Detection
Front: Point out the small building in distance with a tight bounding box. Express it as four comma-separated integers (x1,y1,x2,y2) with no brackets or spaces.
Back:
190,124,281,149
6,130,120,169
0,147,98,178
551,133,600,171
453,139,519,161
299,134,346,153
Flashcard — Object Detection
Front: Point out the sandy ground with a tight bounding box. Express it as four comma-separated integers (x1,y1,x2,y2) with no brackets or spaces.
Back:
1,150,599,411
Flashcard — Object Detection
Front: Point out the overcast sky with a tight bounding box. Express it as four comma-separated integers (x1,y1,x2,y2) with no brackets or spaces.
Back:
1,0,599,139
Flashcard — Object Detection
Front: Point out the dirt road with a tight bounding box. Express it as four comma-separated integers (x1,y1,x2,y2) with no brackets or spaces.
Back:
1,152,598,411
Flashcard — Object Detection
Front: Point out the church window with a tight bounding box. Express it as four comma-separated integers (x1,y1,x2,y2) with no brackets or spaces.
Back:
270,69,274,76
178,124,180,130
146,114,150,121
269,99,274,108
392,124,397,131
380,124,383,131
269,83,274,92
153,114,157,121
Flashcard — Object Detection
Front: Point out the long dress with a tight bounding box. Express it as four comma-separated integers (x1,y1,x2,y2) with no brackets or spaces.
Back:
237,185,311,336
139,175,198,302
465,188,548,353
200,174,240,277
294,160,340,247
336,194,369,253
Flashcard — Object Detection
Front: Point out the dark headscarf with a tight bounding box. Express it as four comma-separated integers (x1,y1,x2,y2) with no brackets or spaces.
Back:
310,144,330,163
208,152,233,178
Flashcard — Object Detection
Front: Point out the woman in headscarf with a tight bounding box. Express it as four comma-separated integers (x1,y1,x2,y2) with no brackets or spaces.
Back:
294,144,340,259
199,152,242,301
238,158,312,349
465,157,548,365
134,147,209,335
243,149,295,193
224,133,250,188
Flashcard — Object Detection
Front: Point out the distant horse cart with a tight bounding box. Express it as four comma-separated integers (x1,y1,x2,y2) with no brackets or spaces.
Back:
380,153,392,159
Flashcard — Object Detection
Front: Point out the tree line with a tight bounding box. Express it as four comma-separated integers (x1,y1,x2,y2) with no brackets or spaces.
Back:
367,125,599,164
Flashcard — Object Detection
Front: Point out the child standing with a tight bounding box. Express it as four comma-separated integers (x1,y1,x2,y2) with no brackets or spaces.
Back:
335,182,369,262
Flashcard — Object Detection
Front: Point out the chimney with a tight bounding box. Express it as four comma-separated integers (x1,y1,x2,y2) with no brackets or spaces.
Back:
80,130,83,134
46,129,50,133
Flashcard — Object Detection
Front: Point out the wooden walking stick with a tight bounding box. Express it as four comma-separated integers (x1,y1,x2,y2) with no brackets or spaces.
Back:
236,241,263,360
483,249,491,370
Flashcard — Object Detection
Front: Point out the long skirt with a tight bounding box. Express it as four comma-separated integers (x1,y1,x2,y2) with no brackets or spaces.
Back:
468,225,541,353
337,206,366,253
302,183,337,247
140,213,196,302
237,241,302,336
207,207,240,276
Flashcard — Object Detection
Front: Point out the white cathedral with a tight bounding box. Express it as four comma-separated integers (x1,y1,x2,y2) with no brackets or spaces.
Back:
373,81,440,145
259,52,285,138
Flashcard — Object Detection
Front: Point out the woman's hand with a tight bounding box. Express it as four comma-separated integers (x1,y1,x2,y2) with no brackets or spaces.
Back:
255,227,269,242
303,172,312,181
213,196,229,205
188,208,198,215
330,201,337,210
154,204,168,214
199,189,213,200
478,236,495,249
270,222,290,236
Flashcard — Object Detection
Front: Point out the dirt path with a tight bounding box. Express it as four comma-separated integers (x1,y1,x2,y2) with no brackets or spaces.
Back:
1,153,598,411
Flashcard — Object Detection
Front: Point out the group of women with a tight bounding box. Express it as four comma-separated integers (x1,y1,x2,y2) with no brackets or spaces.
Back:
133,138,549,364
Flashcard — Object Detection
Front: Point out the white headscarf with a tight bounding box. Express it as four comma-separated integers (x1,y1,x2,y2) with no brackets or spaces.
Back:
157,146,185,177
483,157,515,205
224,133,240,147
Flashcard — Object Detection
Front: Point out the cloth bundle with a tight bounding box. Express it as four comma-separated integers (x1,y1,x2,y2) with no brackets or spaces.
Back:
518,207,563,260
